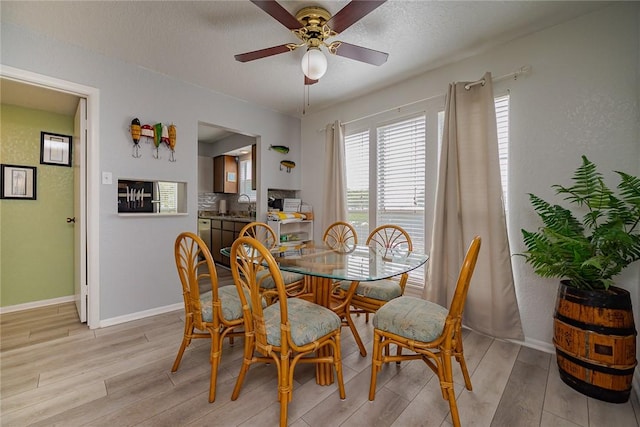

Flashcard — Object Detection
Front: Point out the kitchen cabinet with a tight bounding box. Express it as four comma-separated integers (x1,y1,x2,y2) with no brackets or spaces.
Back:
213,155,238,194
211,219,246,266
210,219,223,263
268,220,313,244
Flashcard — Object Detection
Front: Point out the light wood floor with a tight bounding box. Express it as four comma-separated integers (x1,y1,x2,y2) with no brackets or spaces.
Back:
2,288,639,426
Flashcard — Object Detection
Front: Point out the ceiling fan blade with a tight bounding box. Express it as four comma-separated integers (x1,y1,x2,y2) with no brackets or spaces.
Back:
234,44,293,62
331,42,388,66
250,0,302,30
326,0,387,34
305,76,318,86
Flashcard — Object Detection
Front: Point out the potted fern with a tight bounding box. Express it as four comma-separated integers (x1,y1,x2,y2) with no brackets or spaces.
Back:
520,155,640,403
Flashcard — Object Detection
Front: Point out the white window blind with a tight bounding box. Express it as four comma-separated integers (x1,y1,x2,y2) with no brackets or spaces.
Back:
345,130,370,239
376,115,426,286
495,94,510,209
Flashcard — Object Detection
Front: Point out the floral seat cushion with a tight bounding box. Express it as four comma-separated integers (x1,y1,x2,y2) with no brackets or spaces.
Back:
373,296,448,342
200,286,260,322
339,278,403,301
257,269,304,289
263,298,341,347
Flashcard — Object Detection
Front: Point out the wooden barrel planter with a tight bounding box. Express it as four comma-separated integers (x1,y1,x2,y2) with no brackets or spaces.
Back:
553,282,637,403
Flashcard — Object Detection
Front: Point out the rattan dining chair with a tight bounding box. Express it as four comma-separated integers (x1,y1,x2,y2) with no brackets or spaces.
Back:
323,221,358,252
338,224,413,321
172,232,245,402
238,222,306,298
322,221,367,356
230,236,346,427
369,236,481,427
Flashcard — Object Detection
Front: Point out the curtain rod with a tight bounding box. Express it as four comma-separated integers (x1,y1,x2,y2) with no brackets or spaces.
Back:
320,65,532,131
463,65,531,90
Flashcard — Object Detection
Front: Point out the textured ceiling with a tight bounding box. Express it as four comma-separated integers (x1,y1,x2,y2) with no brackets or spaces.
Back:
2,1,611,118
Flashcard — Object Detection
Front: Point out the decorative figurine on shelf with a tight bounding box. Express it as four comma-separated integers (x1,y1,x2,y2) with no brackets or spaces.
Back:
168,123,177,162
130,118,142,158
280,160,295,173
153,123,163,159
140,124,154,143
269,145,290,154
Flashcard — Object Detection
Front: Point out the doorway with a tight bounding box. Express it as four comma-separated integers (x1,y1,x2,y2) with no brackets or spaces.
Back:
197,121,259,209
0,66,100,328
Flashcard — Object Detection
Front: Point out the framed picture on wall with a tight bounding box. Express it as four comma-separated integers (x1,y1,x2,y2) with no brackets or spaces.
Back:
40,131,72,167
1,164,37,200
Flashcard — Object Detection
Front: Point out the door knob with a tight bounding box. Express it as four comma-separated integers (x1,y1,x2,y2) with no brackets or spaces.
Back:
66,217,76,223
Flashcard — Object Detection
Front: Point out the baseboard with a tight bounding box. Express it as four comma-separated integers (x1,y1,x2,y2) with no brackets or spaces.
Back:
98,302,183,328
0,295,75,314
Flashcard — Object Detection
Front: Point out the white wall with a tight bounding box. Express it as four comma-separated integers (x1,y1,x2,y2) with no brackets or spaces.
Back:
1,22,301,322
300,4,640,349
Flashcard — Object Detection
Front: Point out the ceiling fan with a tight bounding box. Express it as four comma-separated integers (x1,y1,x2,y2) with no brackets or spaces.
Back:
234,0,389,85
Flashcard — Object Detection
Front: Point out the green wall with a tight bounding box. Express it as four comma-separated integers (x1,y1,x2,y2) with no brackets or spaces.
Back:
1,104,74,307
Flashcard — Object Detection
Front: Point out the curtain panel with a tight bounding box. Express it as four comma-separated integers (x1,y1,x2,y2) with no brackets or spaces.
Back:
425,73,523,340
323,120,348,232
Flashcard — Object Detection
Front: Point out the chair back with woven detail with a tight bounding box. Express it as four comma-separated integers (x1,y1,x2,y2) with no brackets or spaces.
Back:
230,236,346,427
369,236,481,427
239,221,306,298
323,221,358,251
366,224,412,290
238,221,278,249
229,236,275,353
172,231,244,403
341,224,414,321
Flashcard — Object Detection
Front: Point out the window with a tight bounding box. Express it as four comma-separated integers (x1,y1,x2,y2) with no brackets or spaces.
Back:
345,130,369,239
376,116,426,286
495,94,510,209
345,94,509,290
346,115,426,287
239,157,256,201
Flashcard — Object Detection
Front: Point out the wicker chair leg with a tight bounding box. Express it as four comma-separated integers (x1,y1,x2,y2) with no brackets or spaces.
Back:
333,334,346,399
368,331,382,400
446,386,462,427
279,356,290,427
208,329,223,403
232,335,254,400
440,352,461,427
171,321,194,372
455,339,473,391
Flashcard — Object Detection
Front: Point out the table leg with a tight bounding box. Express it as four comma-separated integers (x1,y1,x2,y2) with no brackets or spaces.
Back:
306,275,334,385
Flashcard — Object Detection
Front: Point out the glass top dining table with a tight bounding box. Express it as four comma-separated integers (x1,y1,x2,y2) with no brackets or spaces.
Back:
221,240,429,385
221,241,429,283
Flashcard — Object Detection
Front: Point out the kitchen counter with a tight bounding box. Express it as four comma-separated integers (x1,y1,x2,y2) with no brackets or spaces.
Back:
198,214,255,223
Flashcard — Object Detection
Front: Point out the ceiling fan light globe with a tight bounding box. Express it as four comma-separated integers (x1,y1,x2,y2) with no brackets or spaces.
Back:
301,48,327,80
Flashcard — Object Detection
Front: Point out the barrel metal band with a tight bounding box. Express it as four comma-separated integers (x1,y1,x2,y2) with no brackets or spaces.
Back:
555,347,637,375
554,313,637,336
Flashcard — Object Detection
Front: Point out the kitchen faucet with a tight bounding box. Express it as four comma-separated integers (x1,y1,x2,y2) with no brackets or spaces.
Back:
237,193,253,216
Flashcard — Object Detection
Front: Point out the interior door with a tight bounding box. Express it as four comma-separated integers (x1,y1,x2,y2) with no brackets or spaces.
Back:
74,98,88,322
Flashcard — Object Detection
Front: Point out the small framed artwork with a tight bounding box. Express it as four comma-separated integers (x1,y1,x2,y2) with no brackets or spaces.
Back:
1,164,37,200
41,131,72,167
